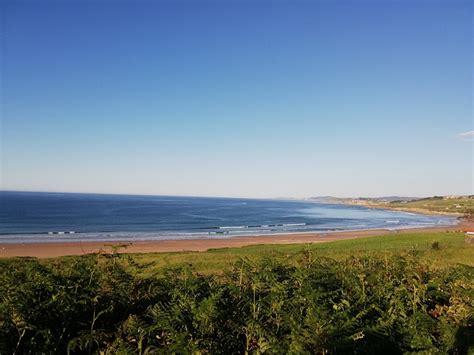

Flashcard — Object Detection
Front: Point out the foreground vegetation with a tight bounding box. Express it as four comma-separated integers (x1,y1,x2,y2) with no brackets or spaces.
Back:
0,232,473,354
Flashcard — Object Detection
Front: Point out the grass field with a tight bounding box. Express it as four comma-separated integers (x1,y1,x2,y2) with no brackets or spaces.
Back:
119,231,473,275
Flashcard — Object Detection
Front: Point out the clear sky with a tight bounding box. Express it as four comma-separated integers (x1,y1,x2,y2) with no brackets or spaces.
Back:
1,0,472,198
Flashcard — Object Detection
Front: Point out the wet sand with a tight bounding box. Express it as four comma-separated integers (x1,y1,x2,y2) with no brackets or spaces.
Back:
1,218,472,258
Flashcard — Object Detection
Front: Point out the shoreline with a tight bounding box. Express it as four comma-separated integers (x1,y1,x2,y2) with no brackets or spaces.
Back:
361,205,464,217
326,200,465,217
1,218,471,259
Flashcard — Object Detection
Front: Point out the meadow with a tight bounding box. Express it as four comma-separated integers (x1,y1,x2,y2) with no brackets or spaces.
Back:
131,231,474,275
0,231,473,354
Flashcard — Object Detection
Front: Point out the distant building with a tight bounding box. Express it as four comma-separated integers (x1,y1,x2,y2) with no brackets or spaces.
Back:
465,231,474,245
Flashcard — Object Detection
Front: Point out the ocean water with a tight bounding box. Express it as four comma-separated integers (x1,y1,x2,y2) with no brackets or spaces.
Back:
0,191,457,243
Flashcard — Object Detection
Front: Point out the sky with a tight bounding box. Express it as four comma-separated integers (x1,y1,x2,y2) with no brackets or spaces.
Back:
1,0,472,198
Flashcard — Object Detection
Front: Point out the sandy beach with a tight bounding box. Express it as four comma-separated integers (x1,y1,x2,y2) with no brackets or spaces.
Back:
0,218,472,258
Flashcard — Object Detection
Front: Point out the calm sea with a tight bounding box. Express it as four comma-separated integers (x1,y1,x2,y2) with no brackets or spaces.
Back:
0,191,457,243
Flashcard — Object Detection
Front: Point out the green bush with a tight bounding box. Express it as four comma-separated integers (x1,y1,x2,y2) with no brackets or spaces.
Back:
0,251,472,354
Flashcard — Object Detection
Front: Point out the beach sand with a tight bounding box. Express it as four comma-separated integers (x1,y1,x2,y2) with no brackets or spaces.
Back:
0,218,472,258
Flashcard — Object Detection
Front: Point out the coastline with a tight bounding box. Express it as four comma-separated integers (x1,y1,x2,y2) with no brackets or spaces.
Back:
330,199,472,219
1,218,471,259
360,205,464,217
325,200,465,217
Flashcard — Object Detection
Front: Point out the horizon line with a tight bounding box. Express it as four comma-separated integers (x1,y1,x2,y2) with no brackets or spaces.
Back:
0,189,469,200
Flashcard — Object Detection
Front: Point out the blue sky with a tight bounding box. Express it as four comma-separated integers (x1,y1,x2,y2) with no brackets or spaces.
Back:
1,0,472,198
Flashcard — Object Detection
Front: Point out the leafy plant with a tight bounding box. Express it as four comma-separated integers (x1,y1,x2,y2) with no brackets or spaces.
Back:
0,250,472,354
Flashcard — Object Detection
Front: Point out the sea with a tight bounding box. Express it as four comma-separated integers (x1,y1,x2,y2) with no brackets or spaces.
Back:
0,191,457,243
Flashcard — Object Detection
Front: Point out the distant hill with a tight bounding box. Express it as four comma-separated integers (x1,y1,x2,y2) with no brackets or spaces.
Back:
307,196,418,203
310,195,474,216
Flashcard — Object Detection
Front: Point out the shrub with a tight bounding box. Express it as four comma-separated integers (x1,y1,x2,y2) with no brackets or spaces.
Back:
0,252,472,354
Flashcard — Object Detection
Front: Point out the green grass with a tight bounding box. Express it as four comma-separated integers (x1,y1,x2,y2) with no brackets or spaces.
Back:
129,231,473,275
